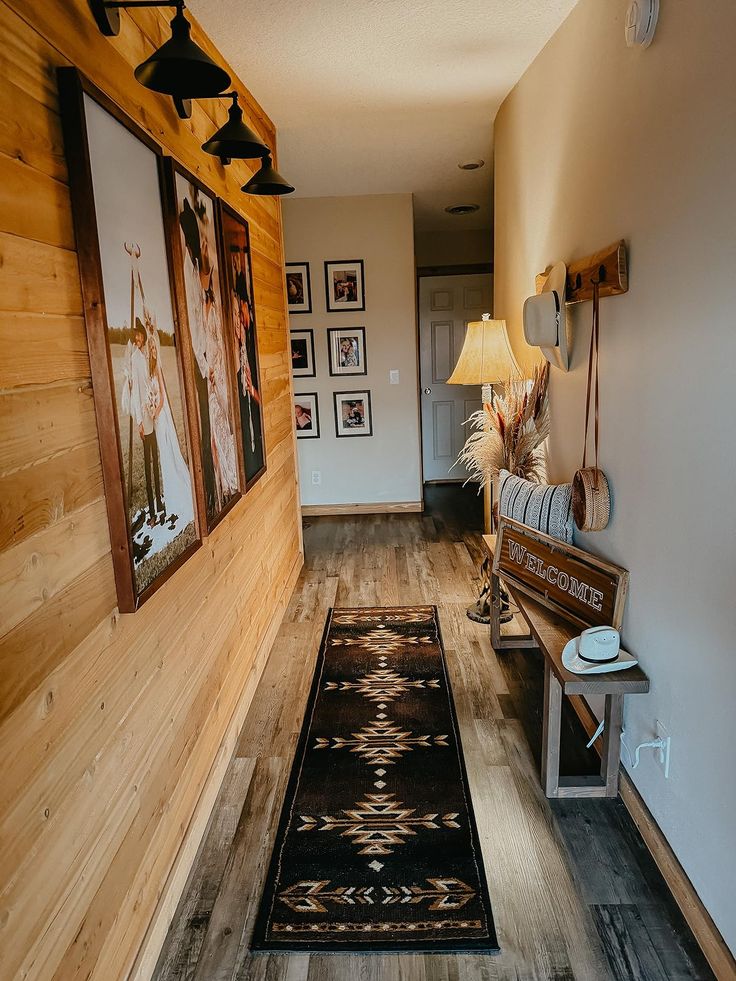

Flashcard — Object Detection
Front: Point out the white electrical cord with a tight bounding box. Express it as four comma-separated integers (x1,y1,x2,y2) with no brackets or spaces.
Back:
620,729,667,772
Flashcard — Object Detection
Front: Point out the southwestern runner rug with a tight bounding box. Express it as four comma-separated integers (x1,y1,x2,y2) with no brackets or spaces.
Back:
251,605,498,953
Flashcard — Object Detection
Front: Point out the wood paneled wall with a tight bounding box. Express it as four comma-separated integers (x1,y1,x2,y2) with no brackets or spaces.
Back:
0,2,303,978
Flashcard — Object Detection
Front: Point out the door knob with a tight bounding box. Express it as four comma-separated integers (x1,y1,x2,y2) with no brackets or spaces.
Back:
423,387,432,395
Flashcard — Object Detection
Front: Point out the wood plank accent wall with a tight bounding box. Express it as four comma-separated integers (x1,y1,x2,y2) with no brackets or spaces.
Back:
0,2,303,978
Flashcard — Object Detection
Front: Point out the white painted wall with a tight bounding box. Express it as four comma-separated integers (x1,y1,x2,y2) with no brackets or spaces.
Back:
283,193,422,507
493,0,736,952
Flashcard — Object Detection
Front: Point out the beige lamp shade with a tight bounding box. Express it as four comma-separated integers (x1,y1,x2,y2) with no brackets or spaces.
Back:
447,315,520,386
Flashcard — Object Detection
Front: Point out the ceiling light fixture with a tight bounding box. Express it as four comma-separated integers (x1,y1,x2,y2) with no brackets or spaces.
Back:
445,204,480,216
241,154,295,196
89,0,231,118
458,160,485,171
201,92,269,163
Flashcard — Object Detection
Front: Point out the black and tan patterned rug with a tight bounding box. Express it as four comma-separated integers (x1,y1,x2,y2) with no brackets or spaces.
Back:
251,606,498,953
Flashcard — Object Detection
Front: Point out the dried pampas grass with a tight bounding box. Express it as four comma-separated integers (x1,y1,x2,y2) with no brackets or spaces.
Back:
456,362,550,486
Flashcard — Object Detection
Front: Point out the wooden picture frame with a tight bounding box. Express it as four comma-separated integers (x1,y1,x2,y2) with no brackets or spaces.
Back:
289,328,316,378
161,158,243,533
493,517,629,630
217,200,268,489
294,393,320,438
327,326,367,376
58,67,201,613
333,390,373,438
324,259,365,312
285,262,312,314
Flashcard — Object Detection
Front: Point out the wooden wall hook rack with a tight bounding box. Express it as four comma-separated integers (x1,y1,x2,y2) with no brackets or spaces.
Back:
536,239,628,305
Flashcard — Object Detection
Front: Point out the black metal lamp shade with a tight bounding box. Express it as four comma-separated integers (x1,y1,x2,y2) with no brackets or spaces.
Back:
202,94,269,160
241,154,295,195
134,5,230,98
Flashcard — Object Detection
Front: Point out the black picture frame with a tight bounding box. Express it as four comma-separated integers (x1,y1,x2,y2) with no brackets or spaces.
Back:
327,326,367,377
57,66,202,613
217,199,268,490
294,393,320,439
290,328,316,378
333,390,373,438
285,262,312,314
324,259,365,312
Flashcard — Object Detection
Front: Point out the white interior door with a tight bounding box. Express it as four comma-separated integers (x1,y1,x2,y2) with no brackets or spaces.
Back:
419,274,492,482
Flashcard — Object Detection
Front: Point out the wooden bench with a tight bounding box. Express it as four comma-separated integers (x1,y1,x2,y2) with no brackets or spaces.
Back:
482,534,650,799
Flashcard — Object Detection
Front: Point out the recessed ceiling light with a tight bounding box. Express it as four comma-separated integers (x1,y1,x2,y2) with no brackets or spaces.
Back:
445,204,480,216
458,159,485,170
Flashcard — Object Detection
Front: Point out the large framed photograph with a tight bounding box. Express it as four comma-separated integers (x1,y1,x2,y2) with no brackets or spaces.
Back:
58,68,200,613
294,393,320,439
162,159,243,532
218,201,267,488
334,390,373,437
324,259,365,312
328,326,367,376
285,262,312,314
290,328,316,378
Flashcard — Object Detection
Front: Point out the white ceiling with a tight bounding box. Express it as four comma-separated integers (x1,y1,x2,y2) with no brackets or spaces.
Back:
190,0,577,232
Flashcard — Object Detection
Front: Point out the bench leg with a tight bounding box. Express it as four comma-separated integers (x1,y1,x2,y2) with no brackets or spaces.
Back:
600,693,624,797
541,659,562,797
490,573,537,652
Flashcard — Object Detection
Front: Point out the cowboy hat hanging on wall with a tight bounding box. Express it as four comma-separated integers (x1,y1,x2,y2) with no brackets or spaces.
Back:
522,260,569,371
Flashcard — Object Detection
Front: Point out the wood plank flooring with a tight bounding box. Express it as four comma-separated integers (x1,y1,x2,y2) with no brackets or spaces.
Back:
153,486,713,981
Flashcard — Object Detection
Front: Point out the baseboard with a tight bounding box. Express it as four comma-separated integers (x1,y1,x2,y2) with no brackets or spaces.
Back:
129,549,304,981
569,695,736,980
301,501,423,516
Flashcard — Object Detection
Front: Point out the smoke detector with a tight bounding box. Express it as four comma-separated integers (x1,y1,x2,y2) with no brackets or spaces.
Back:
458,159,485,171
445,204,480,216
625,0,659,48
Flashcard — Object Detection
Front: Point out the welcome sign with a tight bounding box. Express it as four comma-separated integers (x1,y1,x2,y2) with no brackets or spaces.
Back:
493,517,629,630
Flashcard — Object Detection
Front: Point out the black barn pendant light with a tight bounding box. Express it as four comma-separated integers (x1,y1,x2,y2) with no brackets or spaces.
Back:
241,154,295,196
90,0,295,192
202,93,269,161
90,0,230,117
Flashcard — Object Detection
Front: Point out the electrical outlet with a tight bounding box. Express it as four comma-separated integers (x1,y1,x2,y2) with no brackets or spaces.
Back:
389,369,400,385
311,470,321,486
655,720,671,778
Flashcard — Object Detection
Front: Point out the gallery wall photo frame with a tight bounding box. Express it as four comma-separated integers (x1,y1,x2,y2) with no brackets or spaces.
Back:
324,259,365,312
334,390,373,437
294,392,320,438
160,156,244,534
217,199,267,489
58,67,202,614
285,262,312,314
327,326,367,377
290,328,316,378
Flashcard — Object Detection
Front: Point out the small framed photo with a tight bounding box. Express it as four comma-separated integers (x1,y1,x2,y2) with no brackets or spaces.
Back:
285,262,312,314
324,259,365,312
290,328,316,377
334,390,372,438
294,393,320,438
327,327,366,376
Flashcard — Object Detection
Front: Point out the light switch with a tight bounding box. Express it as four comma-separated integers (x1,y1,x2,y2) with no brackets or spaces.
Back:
389,369,400,385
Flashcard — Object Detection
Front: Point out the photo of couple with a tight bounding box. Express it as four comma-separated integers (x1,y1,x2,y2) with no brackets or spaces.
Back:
325,260,365,312
334,390,373,438
83,92,198,600
220,204,267,485
175,171,241,526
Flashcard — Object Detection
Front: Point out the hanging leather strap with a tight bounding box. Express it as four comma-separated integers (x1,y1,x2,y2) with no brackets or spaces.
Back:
581,279,601,488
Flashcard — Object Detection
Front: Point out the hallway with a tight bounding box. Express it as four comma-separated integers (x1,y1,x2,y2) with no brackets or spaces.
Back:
154,489,711,980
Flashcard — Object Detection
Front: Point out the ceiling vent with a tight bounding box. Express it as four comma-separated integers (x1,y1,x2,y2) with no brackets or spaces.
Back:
445,204,480,216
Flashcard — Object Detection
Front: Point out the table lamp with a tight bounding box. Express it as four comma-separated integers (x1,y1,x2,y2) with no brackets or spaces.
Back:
447,313,519,624
447,313,519,405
